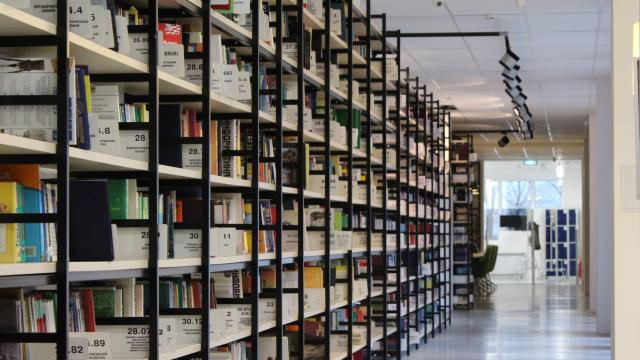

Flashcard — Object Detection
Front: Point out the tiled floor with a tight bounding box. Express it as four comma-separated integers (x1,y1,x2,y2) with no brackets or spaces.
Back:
407,283,611,359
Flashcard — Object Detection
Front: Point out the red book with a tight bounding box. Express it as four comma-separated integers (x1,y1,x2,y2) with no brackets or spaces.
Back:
159,23,182,44
190,280,201,308
211,0,231,11
195,121,202,137
79,289,96,332
188,110,196,137
175,200,183,223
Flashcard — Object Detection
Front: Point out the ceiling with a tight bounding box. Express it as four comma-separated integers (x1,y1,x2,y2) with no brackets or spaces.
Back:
371,0,612,160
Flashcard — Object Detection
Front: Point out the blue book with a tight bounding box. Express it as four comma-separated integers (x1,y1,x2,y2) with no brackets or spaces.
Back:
22,187,44,262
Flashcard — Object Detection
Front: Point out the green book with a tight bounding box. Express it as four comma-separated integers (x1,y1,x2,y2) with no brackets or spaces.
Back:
107,179,129,220
159,281,171,309
90,287,116,318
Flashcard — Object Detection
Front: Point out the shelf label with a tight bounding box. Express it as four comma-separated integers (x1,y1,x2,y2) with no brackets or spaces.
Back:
69,0,92,38
222,64,239,100
171,308,240,344
96,318,175,359
68,337,89,360
173,228,203,258
114,224,168,261
237,71,251,102
89,5,109,47
70,332,113,360
181,143,202,169
160,43,185,78
120,130,149,161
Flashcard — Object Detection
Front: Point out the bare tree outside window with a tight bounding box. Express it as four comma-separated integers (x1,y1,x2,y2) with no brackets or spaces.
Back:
502,181,532,210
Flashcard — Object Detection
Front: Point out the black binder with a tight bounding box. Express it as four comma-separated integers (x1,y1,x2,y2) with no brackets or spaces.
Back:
70,179,114,261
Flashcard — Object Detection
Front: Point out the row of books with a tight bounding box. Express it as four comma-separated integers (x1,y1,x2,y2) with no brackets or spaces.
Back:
1,171,385,263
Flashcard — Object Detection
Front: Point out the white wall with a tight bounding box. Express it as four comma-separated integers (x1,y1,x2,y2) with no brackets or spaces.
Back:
591,76,613,336
612,0,640,357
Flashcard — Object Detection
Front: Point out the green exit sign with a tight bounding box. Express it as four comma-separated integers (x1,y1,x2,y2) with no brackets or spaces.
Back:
523,159,538,166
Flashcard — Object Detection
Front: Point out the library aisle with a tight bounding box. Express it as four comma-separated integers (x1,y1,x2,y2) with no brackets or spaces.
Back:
405,284,611,360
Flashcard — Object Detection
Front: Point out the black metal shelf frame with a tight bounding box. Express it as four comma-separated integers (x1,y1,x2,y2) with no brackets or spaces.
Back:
0,0,458,358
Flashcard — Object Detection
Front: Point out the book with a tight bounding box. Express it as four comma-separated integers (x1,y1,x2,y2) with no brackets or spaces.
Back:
22,187,44,262
108,179,129,220
70,179,114,261
212,270,243,299
0,182,22,263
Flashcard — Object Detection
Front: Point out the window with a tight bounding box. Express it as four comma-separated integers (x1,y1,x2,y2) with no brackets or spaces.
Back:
501,180,532,209
484,179,500,241
534,180,563,209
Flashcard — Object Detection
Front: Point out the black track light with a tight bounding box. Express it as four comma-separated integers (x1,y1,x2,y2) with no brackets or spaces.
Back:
497,133,510,147
513,106,521,118
501,67,519,81
503,76,522,90
499,48,521,70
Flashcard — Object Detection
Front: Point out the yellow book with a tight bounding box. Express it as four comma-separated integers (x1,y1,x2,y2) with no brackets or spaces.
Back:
304,267,323,288
0,182,20,263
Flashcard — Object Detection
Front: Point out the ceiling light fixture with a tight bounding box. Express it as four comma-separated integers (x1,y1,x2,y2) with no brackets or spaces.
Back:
501,67,519,81
512,106,521,118
499,48,521,70
503,75,522,89
511,93,527,106
497,133,510,147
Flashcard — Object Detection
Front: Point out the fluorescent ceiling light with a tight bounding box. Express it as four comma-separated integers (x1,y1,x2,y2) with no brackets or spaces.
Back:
556,164,565,178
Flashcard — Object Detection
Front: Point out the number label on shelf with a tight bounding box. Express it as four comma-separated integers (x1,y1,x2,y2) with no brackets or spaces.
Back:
68,337,89,360
70,332,112,360
96,319,175,359
113,224,168,261
69,0,92,38
160,43,186,78
181,144,202,169
120,130,149,161
236,71,251,101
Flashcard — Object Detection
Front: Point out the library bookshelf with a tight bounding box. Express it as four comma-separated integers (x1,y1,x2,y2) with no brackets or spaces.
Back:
450,134,477,310
0,1,452,359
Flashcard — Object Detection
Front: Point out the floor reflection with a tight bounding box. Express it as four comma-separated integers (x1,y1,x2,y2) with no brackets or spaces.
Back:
405,284,611,360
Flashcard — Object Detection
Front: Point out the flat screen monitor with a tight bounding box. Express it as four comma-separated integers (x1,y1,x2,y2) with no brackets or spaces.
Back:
500,215,527,230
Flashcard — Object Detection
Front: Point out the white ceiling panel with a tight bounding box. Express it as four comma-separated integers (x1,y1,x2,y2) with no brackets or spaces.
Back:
454,14,529,33
518,0,602,14
408,48,472,61
463,36,505,50
386,16,457,33
522,58,594,71
375,0,611,160
401,37,467,49
371,0,449,16
528,31,597,47
416,60,479,71
526,13,600,33
597,31,611,45
532,45,596,60
445,0,526,16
